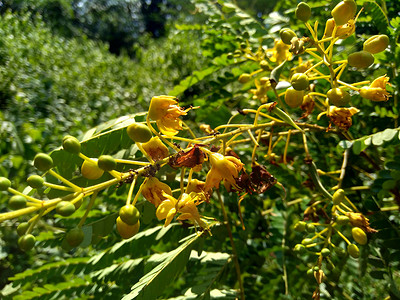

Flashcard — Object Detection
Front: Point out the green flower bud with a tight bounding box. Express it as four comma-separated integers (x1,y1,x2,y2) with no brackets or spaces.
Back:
352,227,368,245
97,155,117,171
331,0,357,26
27,175,44,189
56,201,76,217
280,28,297,45
327,89,351,106
285,87,304,108
347,51,374,69
259,60,269,71
66,227,85,247
294,244,307,254
332,189,345,205
321,248,331,257
9,195,27,210
119,205,140,225
291,73,309,90
306,223,315,233
347,243,360,258
0,177,11,191
294,221,307,232
17,222,30,236
238,73,251,83
363,34,389,54
33,153,53,172
302,238,313,245
127,123,153,143
62,136,81,154
296,2,311,22
334,246,346,257
81,159,104,180
18,234,36,251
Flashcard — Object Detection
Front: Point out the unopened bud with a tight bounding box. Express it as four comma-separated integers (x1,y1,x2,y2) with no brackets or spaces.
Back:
238,73,251,83
331,0,357,26
347,51,374,69
285,87,304,108
291,73,309,91
363,34,389,54
295,2,311,22
327,89,351,106
352,227,368,245
280,28,297,45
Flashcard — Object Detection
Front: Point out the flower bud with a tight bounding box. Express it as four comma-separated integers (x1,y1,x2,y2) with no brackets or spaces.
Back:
291,73,309,90
294,221,306,232
285,87,304,108
321,248,331,257
62,136,81,154
9,195,27,210
97,155,117,171
363,34,389,54
81,159,104,180
116,217,140,239
295,2,311,22
260,60,269,71
33,153,53,171
66,227,84,247
127,123,152,143
27,175,44,189
327,89,351,106
0,177,11,191
331,0,357,26
238,73,251,83
56,201,76,217
18,234,36,251
352,227,368,245
332,189,345,205
347,51,374,69
280,28,297,45
336,215,350,225
347,243,360,258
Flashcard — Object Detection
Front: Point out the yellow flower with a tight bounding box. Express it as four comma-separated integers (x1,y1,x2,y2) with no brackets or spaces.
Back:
142,137,169,162
323,18,355,39
359,75,391,102
267,40,292,64
141,177,172,207
156,192,177,226
327,106,360,130
249,78,271,102
204,153,244,192
148,95,188,136
156,192,207,228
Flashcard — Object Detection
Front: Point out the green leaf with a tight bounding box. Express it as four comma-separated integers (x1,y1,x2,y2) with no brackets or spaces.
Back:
122,233,200,300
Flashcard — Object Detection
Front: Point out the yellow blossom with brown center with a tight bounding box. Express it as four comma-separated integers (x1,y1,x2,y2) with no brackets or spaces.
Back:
141,177,172,207
148,95,188,136
359,75,391,102
142,137,169,162
327,106,360,130
204,153,244,192
156,192,207,228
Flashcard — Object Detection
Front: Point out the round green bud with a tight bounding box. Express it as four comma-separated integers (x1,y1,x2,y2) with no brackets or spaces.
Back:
313,266,319,272
0,177,11,191
332,189,345,205
363,34,389,54
240,42,247,49
17,222,30,236
259,60,269,71
294,221,307,232
352,227,368,245
306,268,314,278
66,227,85,247
127,123,153,143
116,217,140,239
18,234,36,251
294,244,307,254
9,195,27,210
119,205,140,226
306,223,315,233
291,73,309,91
295,2,311,22
321,248,331,257
347,51,374,69
285,87,304,108
81,159,104,180
334,246,346,257
280,28,297,45
62,136,81,154
97,155,117,171
227,53,234,59
302,238,313,245
27,175,44,189
327,89,351,107
331,0,357,26
238,73,251,83
347,243,360,258
336,215,350,226
33,153,53,171
56,201,76,217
